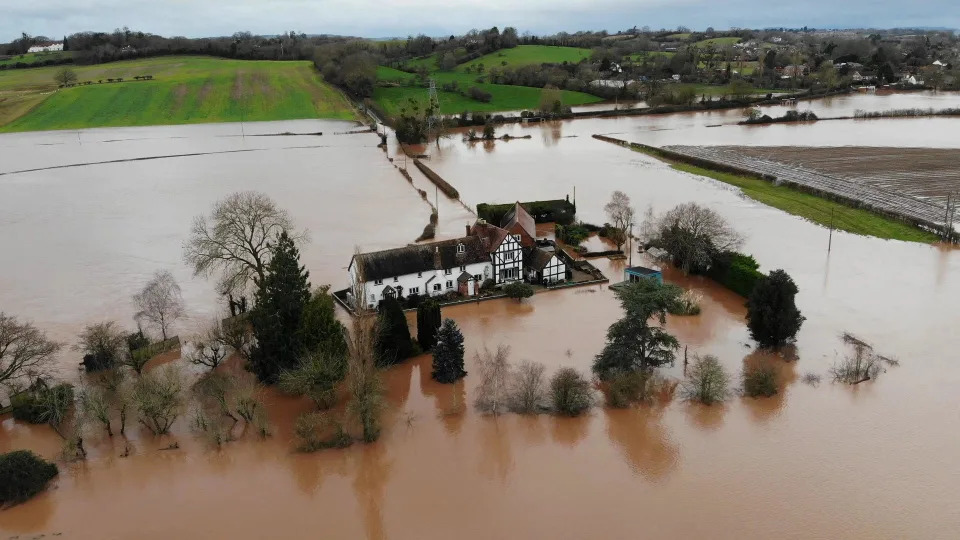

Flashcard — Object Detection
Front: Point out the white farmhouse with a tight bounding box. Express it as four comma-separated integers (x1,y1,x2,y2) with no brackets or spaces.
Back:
27,42,64,53
526,244,566,285
349,236,492,309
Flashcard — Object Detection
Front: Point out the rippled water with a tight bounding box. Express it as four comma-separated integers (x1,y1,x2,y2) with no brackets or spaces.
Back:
2,94,960,539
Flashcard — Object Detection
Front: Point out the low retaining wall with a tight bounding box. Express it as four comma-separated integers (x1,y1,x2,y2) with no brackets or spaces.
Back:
413,159,460,199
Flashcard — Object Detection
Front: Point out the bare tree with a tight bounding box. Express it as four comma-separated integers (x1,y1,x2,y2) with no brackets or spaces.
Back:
76,322,127,372
79,386,113,437
222,316,252,360
133,270,184,341
643,202,743,273
0,314,61,399
183,191,305,295
604,190,635,251
474,345,512,415
132,365,184,435
509,360,547,414
345,256,384,443
187,320,229,371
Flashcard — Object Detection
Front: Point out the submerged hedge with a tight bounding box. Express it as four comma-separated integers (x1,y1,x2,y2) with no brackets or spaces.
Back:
706,251,764,297
0,450,59,505
478,199,576,226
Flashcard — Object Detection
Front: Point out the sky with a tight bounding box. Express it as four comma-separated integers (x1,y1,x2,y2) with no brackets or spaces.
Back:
4,0,958,43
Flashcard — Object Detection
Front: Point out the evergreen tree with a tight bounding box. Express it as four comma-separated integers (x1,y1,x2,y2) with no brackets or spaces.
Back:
298,285,348,359
746,269,805,349
416,299,442,351
432,319,466,383
249,231,311,383
375,297,413,366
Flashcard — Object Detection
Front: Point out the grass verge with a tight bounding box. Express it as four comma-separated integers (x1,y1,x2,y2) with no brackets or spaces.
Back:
633,147,938,243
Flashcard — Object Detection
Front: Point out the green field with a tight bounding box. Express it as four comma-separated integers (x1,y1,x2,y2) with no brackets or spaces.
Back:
693,37,742,48
376,46,602,116
0,56,358,132
0,51,73,67
669,161,938,243
682,83,777,97
666,33,692,40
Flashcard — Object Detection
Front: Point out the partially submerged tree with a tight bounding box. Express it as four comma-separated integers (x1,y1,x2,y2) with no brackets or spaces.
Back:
183,191,303,295
509,360,546,413
416,299,442,351
132,365,184,435
742,362,778,398
474,345,511,414
432,319,466,384
550,368,593,416
0,313,61,401
188,320,229,371
132,270,184,341
682,355,730,405
345,255,384,442
249,231,312,383
279,352,347,409
593,279,680,380
298,285,348,359
644,202,743,273
375,297,413,366
76,322,127,372
746,270,805,349
604,190,635,251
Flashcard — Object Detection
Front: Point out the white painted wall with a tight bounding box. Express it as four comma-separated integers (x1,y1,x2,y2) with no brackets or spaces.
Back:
351,261,491,309
27,43,64,53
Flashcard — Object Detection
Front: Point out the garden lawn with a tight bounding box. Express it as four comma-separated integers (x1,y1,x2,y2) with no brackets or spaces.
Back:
693,37,742,47
0,56,358,132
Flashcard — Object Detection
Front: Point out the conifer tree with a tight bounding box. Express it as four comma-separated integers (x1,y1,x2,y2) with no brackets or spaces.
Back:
416,299,442,351
746,269,805,349
249,231,311,383
432,319,466,383
375,297,413,365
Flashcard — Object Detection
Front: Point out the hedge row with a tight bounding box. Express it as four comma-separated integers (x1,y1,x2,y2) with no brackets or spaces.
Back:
706,251,764,297
477,199,576,226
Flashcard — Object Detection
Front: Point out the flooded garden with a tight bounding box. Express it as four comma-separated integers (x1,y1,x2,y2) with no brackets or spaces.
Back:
2,92,960,539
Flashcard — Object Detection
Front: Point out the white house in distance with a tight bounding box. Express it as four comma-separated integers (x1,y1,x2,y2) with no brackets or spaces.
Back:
27,42,64,53
348,203,567,309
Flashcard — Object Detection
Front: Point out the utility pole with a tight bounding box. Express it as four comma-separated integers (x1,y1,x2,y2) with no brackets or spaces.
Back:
628,222,633,266
828,207,835,252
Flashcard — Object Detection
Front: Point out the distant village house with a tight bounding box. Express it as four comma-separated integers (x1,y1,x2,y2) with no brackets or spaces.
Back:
27,42,64,53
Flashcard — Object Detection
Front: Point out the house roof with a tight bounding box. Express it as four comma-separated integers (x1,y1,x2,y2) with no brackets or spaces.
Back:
457,271,474,283
469,220,510,253
501,202,536,240
529,248,556,271
626,266,661,276
351,236,488,282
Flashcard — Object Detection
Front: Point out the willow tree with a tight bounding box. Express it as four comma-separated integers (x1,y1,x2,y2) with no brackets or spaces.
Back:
0,314,61,400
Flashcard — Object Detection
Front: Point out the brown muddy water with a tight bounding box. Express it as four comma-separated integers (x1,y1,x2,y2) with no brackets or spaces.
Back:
2,98,960,539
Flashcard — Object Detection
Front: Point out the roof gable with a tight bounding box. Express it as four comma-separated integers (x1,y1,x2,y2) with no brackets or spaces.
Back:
500,202,536,241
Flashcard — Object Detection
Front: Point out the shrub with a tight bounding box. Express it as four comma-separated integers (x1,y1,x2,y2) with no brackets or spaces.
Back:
742,363,778,397
669,290,702,316
132,365,184,435
294,412,352,452
375,297,414,365
682,355,729,405
0,451,59,505
278,352,346,409
555,223,591,246
467,86,492,103
504,282,534,302
11,382,74,425
706,251,764,297
605,370,649,408
550,368,593,416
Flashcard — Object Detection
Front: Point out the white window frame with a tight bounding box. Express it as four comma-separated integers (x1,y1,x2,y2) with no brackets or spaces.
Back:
433,283,442,292
446,280,453,289
444,268,452,275
409,287,420,295
459,265,466,272
457,243,465,254
374,278,383,285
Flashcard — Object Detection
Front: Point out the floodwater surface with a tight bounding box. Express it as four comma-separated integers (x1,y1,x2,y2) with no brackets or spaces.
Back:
2,97,960,539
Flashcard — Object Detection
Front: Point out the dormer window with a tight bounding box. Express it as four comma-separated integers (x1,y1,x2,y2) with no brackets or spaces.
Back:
457,243,465,254
512,234,521,242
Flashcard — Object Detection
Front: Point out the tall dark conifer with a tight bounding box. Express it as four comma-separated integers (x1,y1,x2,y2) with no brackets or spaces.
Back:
432,319,466,383
416,299,442,351
746,269,805,349
249,231,311,383
375,297,413,366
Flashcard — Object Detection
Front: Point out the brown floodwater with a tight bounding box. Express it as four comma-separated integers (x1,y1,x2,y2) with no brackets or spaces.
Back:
2,99,960,539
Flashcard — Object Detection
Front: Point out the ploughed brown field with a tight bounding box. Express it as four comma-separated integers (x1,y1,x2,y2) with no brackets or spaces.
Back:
717,146,960,206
